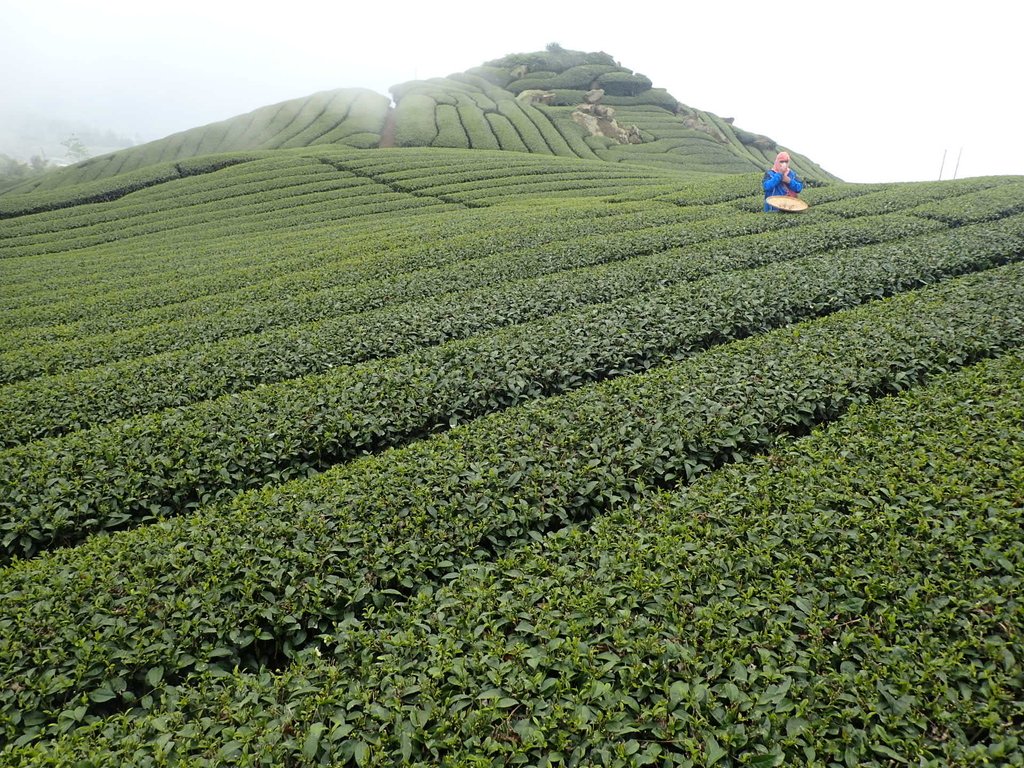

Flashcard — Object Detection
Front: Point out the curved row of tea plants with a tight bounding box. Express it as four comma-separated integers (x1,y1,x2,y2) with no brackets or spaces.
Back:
331,147,771,203
4,147,611,262
909,179,1024,224
0,152,346,244
6,345,1020,765
450,51,837,177
0,211,951,440
1,263,1023,745
0,167,451,260
0,193,763,337
0,180,458,262
3,170,744,300
1,190,661,323
0,205,793,377
814,177,1024,220
0,90,391,200
1,145,761,295
0,153,261,219
385,62,827,180
5,218,1017,555
11,165,995,351
0,202,858,380
0,153,348,243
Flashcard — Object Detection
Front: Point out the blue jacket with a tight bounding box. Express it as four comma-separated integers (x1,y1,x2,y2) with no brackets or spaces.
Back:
763,169,804,211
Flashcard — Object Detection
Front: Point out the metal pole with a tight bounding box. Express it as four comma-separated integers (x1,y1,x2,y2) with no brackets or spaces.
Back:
938,149,947,180
953,147,963,179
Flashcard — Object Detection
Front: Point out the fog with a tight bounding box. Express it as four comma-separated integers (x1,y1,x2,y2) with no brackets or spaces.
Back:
2,0,1021,183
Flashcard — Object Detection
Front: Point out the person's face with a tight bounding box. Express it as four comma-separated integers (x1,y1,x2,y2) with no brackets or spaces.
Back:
778,159,789,169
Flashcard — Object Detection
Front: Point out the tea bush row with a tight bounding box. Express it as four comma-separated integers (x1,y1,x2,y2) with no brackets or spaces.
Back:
0,214,370,319
0,206,786,377
0,169,406,260
3,233,1023,562
0,153,259,221
2,198,686,352
390,70,782,174
4,168,1017,362
0,188,905,368
457,99,502,150
909,179,1024,224
373,164,658,194
2,264,1023,743
813,177,1007,218
306,92,391,147
0,154,344,277
0,171,453,261
1,195,681,337
1,147,714,308
5,145,592,263
0,160,348,252
7,346,1021,764
0,210,952,441
330,148,759,204
0,90,388,202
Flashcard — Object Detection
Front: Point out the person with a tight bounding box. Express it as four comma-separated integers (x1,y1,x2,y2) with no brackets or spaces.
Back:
763,151,804,211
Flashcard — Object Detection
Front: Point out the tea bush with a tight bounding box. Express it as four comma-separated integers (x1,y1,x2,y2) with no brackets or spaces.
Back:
2,143,1023,764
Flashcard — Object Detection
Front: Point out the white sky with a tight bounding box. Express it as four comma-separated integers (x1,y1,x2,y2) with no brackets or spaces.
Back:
1,0,1021,183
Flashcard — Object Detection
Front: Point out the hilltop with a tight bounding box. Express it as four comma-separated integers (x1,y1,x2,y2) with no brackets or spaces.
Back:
0,47,835,199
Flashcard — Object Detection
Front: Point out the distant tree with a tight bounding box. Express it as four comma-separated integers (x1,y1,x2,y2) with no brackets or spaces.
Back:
546,42,565,53
0,153,26,181
61,135,90,163
0,152,54,188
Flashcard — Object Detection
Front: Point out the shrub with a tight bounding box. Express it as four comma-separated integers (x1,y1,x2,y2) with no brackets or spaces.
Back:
495,101,552,154
432,105,470,149
392,94,438,147
457,101,500,150
601,88,679,110
463,65,513,88
547,89,589,106
595,71,654,96
485,113,528,152
506,70,557,93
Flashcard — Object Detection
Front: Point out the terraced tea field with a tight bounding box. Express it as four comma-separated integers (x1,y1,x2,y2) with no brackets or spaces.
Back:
1,145,1023,766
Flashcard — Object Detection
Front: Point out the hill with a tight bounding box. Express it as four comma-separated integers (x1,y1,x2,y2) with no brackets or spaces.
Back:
1,55,1023,765
0,48,834,200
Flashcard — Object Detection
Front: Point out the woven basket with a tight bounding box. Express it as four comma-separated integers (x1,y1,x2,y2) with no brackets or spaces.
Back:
765,195,809,212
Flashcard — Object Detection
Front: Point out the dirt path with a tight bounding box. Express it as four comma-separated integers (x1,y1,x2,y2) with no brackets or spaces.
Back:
379,107,397,148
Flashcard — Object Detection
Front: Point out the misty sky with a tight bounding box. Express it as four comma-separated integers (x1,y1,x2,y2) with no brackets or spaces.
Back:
2,0,1021,183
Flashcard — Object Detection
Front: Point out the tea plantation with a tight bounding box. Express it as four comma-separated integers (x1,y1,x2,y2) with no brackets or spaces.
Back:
2,87,1023,766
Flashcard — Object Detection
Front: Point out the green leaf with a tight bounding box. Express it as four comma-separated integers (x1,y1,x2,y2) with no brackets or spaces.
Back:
705,734,727,766
145,666,165,687
871,743,908,763
302,723,325,760
746,754,782,767
786,716,810,738
400,728,413,761
669,680,689,705
574,704,595,724
88,685,116,703
354,741,370,767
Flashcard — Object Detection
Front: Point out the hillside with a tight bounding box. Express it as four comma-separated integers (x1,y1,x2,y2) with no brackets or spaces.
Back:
0,48,834,200
1,65,1024,766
